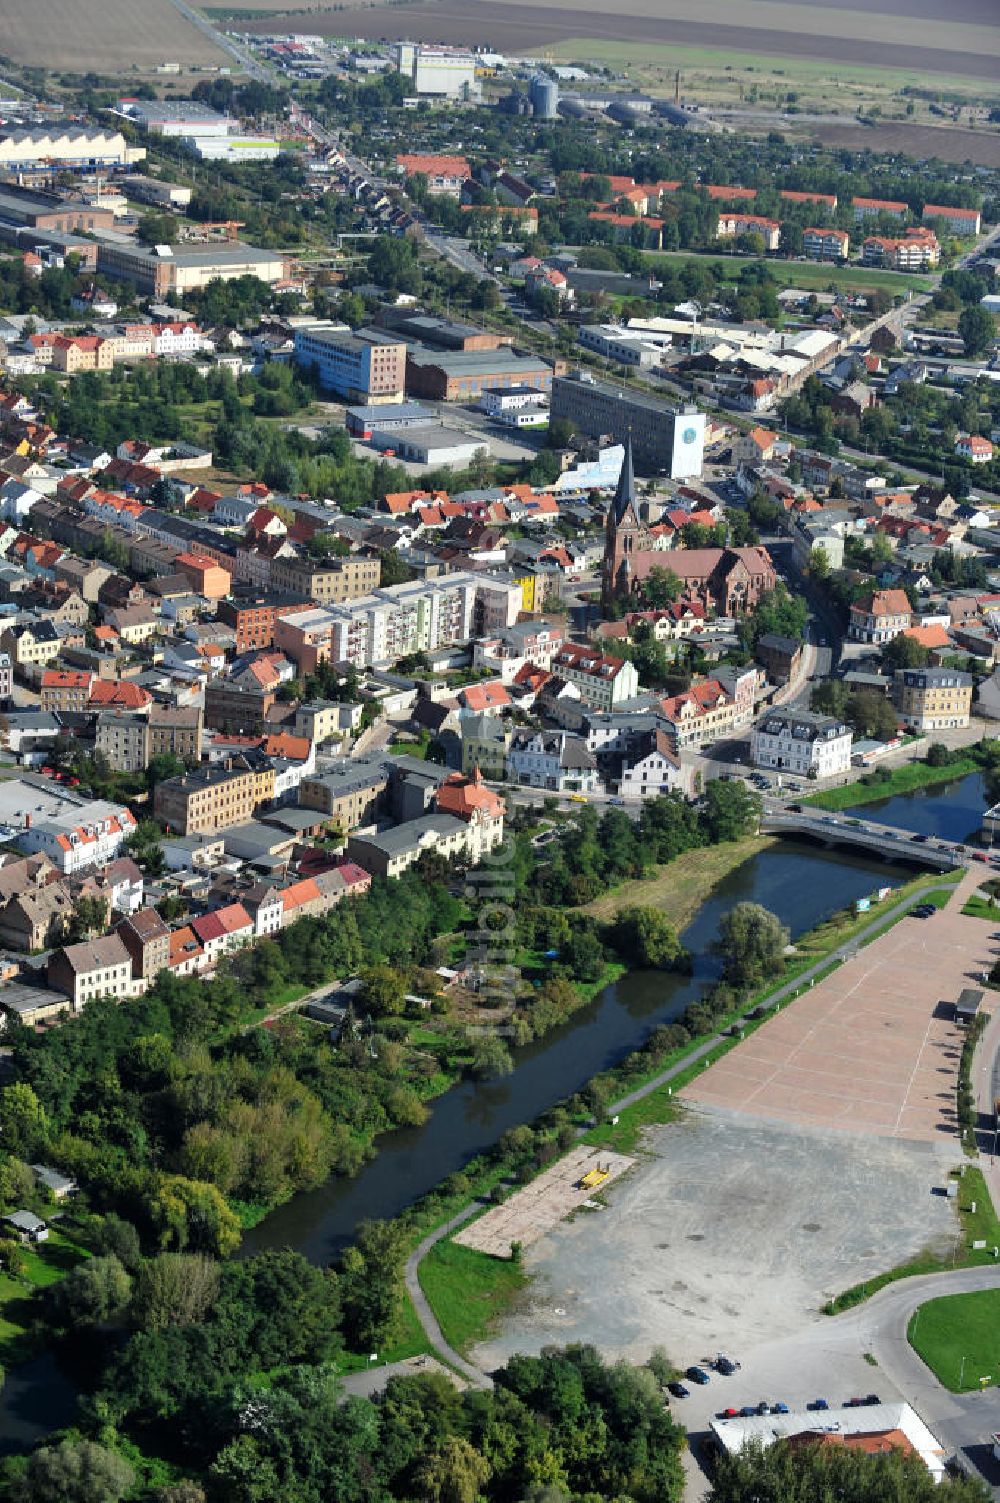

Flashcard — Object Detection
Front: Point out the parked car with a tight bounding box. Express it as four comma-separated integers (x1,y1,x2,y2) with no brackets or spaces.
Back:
667,1381,689,1398
807,1398,829,1411
739,1405,758,1417
686,1366,711,1385
718,1407,740,1419
715,1356,739,1375
771,1402,789,1414
863,1393,880,1405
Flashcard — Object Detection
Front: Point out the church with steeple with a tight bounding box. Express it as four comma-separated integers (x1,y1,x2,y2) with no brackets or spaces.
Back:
601,435,777,616
601,436,652,611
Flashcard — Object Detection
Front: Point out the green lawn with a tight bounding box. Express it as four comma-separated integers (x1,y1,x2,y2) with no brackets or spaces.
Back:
0,1227,90,1364
804,756,978,811
909,1289,1000,1392
418,1240,527,1355
644,249,931,296
336,1291,430,1374
962,894,1000,921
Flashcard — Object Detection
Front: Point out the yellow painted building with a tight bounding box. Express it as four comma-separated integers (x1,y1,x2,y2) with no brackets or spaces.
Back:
893,667,972,731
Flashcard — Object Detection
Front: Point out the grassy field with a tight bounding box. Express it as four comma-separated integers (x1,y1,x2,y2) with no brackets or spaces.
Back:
803,756,978,812
962,893,1000,920
646,251,933,297
580,834,774,931
0,0,227,70
909,1289,1000,1392
543,35,1000,95
418,1240,528,1355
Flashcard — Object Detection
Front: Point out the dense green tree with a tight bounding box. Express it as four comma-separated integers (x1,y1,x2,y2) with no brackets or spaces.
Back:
130,1252,220,1332
45,1254,131,1333
958,304,996,359
607,907,682,969
469,1035,514,1081
716,902,789,987
339,1219,408,1352
702,779,762,843
708,1438,989,1501
881,634,930,671
24,1438,134,1503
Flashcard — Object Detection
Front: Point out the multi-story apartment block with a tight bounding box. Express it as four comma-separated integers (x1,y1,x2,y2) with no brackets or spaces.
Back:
921,203,981,236
435,769,505,862
117,907,171,987
849,588,912,644
716,214,781,250
862,228,939,270
659,679,741,750
293,701,362,745
217,595,304,653
2,619,61,670
298,758,389,831
47,934,133,1011
346,813,473,879
293,323,407,403
148,705,203,763
507,730,600,793
751,710,852,779
274,574,490,672
549,643,639,711
269,554,380,605
20,799,137,875
852,196,908,221
893,667,972,731
153,760,274,835
461,711,511,778
802,227,850,261
95,711,150,773
40,669,93,713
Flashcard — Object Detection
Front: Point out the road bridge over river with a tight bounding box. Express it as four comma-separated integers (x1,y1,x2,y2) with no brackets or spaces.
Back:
762,809,971,871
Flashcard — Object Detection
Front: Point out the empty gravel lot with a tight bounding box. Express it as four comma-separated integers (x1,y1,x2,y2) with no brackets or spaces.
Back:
473,1107,961,1372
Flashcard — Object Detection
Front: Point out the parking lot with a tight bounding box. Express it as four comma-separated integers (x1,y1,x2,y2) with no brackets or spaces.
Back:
472,1109,960,1372
681,890,990,1142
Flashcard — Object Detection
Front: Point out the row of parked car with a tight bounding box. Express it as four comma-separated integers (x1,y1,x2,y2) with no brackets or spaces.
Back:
715,1393,881,1419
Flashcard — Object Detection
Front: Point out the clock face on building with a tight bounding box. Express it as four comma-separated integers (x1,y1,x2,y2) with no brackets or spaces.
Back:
682,427,697,444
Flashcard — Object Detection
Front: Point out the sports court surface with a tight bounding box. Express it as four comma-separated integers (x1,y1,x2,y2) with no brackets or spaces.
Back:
682,886,994,1142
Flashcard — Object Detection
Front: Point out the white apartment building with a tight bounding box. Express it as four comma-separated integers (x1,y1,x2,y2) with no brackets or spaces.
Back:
20,802,137,875
278,573,519,671
751,711,852,779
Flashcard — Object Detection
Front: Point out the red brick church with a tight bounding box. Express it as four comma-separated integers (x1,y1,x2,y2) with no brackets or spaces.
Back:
601,438,776,615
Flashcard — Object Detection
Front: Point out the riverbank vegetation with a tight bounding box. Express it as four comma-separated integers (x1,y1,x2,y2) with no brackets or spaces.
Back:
804,743,983,811
1,1215,688,1503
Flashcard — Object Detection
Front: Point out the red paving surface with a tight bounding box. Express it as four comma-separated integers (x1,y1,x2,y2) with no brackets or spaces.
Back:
683,886,995,1142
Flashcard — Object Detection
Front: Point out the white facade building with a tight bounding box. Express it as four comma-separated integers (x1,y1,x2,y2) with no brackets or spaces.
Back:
751,710,852,779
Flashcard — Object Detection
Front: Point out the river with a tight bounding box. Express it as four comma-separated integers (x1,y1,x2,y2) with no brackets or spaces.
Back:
0,771,984,1450
242,774,988,1266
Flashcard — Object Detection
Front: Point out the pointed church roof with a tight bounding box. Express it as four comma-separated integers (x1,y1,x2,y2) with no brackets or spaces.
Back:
610,434,637,526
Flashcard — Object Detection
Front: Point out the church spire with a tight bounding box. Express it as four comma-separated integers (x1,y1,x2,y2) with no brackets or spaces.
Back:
610,432,636,527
